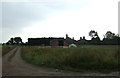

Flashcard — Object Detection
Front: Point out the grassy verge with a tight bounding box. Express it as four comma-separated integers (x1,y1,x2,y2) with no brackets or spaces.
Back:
21,45,119,72
2,45,16,56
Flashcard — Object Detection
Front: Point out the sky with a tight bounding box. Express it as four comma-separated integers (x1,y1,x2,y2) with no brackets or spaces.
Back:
1,0,120,43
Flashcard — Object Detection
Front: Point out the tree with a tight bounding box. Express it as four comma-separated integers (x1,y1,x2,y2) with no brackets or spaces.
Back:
6,38,14,45
10,38,14,44
104,31,115,39
103,31,120,45
14,37,22,44
6,37,23,45
89,30,101,45
89,30,98,39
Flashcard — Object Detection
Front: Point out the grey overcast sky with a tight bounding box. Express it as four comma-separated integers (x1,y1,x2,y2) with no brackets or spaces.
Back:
1,0,119,43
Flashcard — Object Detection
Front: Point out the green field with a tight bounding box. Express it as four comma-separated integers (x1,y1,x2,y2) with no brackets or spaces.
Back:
21,45,120,72
2,45,16,56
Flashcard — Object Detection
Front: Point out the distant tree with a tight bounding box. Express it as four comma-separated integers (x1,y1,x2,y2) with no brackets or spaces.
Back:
104,31,115,39
10,38,14,44
103,31,120,45
14,37,22,44
6,40,11,45
6,37,23,45
6,38,13,45
89,30,101,45
89,30,98,39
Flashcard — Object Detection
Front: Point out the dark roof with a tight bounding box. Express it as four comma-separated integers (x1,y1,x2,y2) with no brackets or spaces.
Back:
28,37,64,40
50,39,58,42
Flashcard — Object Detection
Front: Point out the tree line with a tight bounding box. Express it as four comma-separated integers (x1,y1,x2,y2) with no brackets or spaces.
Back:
87,30,120,45
4,30,120,45
5,37,23,45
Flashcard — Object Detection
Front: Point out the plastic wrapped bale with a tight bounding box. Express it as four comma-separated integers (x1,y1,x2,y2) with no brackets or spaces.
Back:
68,44,77,48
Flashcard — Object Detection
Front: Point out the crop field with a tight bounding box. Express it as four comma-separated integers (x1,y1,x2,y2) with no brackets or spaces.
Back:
21,45,120,72
2,45,16,56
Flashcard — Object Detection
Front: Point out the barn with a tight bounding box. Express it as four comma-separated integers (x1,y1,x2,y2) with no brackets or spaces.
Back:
50,39,68,46
28,37,68,46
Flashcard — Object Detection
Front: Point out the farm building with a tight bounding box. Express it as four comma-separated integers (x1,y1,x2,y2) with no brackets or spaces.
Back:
50,39,68,46
28,37,68,46
78,36,88,45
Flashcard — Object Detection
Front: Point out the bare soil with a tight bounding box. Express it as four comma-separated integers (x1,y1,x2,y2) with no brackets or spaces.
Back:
2,46,119,76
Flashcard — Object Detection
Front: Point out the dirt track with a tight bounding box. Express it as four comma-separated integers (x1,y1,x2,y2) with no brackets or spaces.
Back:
2,46,119,76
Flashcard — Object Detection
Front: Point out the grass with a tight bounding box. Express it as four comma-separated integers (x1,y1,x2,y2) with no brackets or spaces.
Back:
21,45,119,72
2,45,16,56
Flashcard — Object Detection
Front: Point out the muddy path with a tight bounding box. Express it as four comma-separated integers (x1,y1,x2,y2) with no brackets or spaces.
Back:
2,46,119,76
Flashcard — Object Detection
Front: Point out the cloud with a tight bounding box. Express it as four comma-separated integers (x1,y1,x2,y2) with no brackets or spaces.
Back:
1,0,119,42
21,0,119,42
2,1,89,29
2,1,90,42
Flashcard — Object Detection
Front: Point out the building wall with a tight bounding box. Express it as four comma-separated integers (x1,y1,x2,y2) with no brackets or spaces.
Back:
50,41,68,46
50,42,59,46
28,38,64,46
64,42,68,46
28,38,69,46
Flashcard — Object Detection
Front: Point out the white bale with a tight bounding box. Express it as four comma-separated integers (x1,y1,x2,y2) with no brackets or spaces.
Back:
69,44,77,48
63,46,68,48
